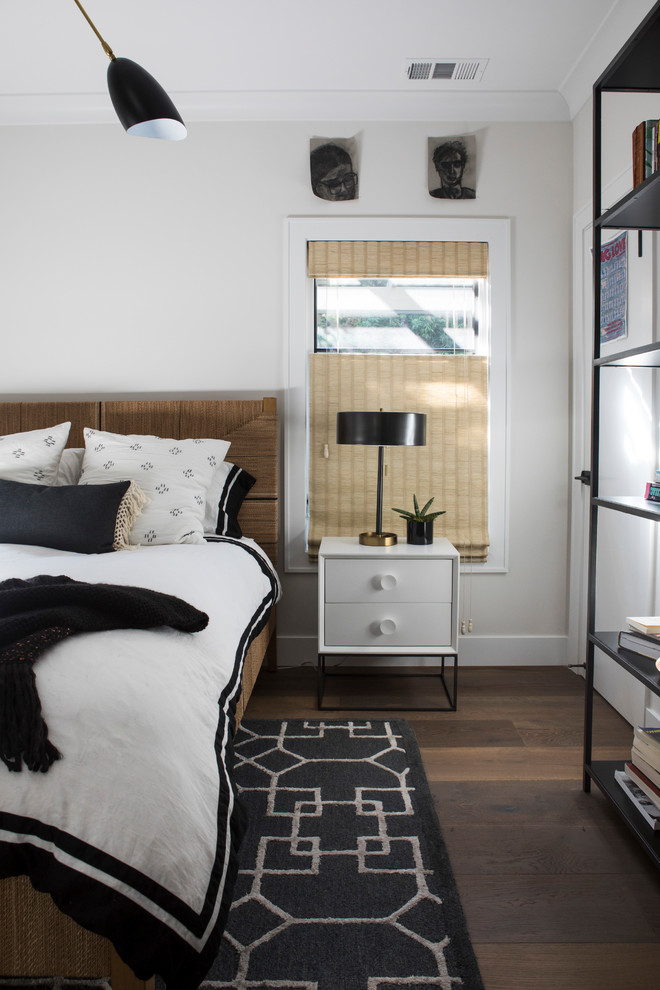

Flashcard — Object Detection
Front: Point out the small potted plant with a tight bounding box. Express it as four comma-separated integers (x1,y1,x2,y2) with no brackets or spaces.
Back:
391,495,445,545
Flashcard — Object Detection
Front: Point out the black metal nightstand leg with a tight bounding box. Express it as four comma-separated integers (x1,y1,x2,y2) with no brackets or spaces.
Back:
317,654,326,709
316,654,458,712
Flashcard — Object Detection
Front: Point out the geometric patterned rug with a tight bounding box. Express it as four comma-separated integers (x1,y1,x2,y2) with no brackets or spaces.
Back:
202,718,485,990
0,719,484,990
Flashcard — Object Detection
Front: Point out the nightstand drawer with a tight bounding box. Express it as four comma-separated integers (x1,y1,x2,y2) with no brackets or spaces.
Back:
324,602,452,648
324,558,452,604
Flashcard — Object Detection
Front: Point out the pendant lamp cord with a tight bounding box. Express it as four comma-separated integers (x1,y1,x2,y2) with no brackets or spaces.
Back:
72,0,116,60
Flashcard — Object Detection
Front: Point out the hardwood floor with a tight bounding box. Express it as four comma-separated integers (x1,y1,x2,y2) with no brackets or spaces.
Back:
244,663,660,990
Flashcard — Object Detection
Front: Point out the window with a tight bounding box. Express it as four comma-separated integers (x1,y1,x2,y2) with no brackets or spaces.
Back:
315,277,485,355
285,217,510,573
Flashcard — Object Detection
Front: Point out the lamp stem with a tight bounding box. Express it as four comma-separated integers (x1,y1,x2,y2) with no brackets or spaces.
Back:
72,0,116,60
359,444,396,545
376,445,384,536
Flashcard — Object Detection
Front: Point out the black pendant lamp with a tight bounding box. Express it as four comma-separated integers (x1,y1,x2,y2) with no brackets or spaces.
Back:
73,0,186,141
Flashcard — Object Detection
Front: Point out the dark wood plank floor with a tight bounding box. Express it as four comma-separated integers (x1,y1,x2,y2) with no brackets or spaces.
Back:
244,663,660,990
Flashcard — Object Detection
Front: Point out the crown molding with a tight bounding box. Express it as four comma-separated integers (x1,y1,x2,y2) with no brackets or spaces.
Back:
560,0,657,118
0,88,570,127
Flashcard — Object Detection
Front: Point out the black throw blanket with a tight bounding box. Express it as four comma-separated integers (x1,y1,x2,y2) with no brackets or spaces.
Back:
0,574,209,774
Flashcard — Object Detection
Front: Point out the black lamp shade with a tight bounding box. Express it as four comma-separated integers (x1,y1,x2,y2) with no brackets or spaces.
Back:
336,411,426,447
107,57,186,140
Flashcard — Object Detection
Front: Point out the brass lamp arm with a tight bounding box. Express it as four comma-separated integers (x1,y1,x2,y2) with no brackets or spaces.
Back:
72,0,115,60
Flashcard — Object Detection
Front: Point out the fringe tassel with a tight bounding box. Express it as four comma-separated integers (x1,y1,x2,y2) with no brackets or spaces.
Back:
0,659,61,772
113,481,150,550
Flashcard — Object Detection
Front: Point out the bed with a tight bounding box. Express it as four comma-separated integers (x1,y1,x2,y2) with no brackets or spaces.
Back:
0,398,279,990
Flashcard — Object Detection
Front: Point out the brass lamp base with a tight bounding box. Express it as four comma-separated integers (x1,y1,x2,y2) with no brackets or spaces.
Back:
359,531,398,547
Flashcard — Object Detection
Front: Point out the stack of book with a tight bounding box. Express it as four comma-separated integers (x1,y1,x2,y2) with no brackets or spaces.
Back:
644,469,660,502
616,726,660,830
617,617,660,673
633,119,660,187
644,480,660,502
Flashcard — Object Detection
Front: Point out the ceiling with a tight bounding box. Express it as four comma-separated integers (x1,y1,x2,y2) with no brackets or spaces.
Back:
0,0,656,126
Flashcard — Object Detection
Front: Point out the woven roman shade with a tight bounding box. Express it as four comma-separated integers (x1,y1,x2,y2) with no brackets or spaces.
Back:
307,240,488,278
308,353,489,561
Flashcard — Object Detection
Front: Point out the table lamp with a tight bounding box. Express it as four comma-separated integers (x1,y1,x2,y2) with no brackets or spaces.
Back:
336,410,427,546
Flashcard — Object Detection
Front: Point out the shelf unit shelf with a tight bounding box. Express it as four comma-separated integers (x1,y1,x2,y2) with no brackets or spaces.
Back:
584,0,660,870
595,341,660,367
598,171,660,230
593,495,660,521
590,632,660,694
585,760,660,867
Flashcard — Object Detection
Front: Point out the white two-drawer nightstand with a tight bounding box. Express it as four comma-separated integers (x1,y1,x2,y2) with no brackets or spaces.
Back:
317,535,459,711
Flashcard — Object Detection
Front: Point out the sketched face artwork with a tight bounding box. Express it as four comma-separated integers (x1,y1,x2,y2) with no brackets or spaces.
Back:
436,151,465,187
317,163,358,200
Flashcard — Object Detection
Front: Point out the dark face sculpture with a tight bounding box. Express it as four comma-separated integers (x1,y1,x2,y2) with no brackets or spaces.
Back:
311,143,358,201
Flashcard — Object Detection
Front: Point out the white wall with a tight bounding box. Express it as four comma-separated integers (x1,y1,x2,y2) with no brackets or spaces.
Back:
0,118,573,666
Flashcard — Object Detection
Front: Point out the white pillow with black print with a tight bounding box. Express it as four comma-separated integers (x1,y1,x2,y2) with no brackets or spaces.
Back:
80,428,230,546
0,422,71,486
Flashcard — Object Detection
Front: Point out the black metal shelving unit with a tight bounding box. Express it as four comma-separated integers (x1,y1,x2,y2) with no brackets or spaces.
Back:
585,0,660,869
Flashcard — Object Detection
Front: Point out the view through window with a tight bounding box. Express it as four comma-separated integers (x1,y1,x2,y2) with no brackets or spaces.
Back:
314,277,486,355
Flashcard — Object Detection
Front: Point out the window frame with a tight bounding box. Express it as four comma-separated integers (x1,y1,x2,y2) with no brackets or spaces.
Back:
284,216,511,573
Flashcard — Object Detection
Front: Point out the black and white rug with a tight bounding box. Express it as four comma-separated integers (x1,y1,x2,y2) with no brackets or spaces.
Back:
0,719,483,990
209,718,484,990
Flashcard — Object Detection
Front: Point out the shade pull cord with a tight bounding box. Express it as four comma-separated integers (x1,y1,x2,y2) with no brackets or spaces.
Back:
460,283,473,634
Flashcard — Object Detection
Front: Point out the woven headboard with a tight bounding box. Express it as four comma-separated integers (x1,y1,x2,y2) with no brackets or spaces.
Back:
0,398,279,566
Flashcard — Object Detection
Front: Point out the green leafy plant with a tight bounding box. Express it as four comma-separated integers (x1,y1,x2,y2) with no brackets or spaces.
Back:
391,494,446,522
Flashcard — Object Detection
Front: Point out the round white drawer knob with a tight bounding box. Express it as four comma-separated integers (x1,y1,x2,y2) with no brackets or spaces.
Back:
379,574,397,591
379,619,397,635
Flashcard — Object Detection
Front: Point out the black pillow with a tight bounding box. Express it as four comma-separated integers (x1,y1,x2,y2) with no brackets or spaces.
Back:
0,479,133,554
215,465,256,538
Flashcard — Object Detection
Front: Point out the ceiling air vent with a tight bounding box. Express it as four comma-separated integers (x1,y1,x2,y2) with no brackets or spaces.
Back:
406,59,488,83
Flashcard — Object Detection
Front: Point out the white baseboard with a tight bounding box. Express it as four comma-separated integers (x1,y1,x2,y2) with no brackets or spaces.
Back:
276,635,568,668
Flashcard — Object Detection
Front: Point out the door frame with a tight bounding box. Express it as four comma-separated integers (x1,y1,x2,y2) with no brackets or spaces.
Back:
567,200,593,671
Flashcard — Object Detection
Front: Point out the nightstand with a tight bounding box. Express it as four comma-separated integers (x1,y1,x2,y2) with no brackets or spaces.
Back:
317,535,459,711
